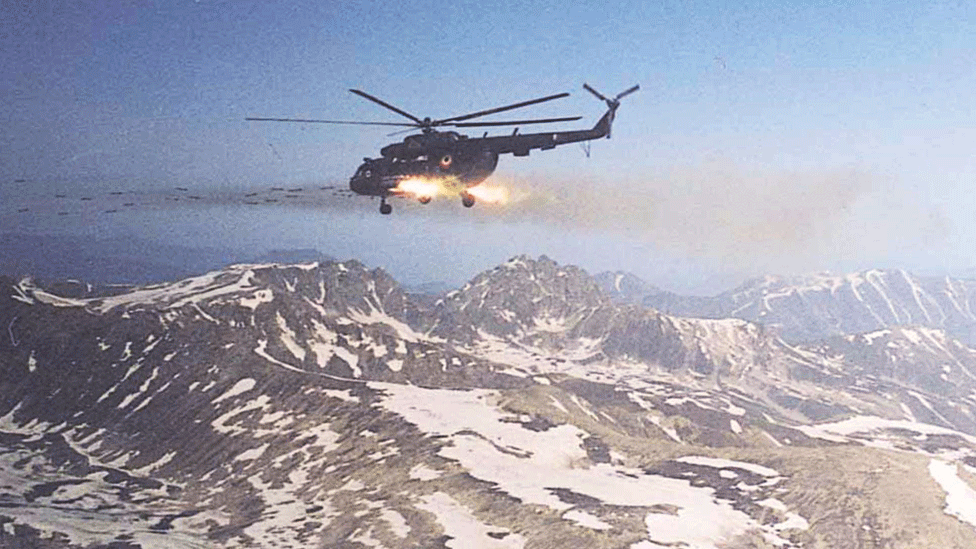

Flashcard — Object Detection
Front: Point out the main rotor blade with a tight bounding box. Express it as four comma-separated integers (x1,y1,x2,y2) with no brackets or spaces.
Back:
452,116,583,127
246,117,416,127
615,84,640,100
349,89,423,125
386,127,420,137
435,92,570,125
582,83,608,102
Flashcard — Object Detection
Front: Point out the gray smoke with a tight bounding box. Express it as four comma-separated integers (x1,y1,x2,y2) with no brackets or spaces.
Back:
440,161,950,274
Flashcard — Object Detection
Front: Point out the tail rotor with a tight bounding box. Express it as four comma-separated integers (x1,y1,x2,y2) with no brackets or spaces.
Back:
583,83,639,138
615,84,640,101
583,83,609,103
583,83,640,109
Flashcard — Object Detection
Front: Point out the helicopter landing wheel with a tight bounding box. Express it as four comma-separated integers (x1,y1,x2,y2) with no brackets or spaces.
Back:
380,200,392,215
461,192,475,208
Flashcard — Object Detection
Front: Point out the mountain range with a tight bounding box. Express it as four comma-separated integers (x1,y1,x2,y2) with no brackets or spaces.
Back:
0,232,334,286
2,255,976,547
597,269,976,345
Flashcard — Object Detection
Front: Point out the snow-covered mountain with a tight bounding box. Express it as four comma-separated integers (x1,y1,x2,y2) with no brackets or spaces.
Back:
0,232,335,286
803,326,976,429
594,270,665,305
3,257,976,548
598,269,976,345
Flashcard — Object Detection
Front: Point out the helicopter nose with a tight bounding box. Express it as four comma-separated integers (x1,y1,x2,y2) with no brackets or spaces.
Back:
349,174,365,193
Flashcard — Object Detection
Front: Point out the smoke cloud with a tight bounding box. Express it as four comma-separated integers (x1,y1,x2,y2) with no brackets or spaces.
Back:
421,161,950,275
458,163,864,261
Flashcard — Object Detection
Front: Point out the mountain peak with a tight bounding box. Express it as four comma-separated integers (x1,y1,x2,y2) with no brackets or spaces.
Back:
497,254,559,271
433,256,608,342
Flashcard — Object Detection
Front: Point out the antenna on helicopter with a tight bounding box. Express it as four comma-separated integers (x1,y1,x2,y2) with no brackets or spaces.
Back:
579,141,591,158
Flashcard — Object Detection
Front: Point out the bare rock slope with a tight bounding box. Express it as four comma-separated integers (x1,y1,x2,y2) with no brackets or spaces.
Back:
3,257,976,548
599,268,976,344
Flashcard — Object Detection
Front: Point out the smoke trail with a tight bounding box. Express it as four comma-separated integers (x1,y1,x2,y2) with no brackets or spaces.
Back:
432,161,950,273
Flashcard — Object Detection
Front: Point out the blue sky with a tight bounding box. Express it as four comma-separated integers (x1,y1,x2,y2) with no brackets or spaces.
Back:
2,0,975,292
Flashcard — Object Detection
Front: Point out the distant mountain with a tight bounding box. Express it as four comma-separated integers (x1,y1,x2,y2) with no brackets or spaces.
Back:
0,232,333,286
593,270,664,303
597,268,976,345
4,257,976,547
401,280,455,306
249,248,334,265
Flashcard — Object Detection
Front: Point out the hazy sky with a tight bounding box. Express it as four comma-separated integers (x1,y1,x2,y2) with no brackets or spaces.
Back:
2,1,975,293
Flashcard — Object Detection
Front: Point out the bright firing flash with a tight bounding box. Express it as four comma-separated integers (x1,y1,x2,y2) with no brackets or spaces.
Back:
395,177,511,206
466,183,509,204
396,177,441,200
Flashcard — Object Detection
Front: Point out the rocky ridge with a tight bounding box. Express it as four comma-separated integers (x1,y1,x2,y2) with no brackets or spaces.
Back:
2,257,976,547
598,268,976,345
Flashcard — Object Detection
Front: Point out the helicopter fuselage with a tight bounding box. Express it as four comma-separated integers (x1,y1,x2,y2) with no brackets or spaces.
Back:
349,131,500,198
348,104,620,206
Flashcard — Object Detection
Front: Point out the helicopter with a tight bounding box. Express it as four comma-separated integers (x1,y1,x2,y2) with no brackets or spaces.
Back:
246,83,638,214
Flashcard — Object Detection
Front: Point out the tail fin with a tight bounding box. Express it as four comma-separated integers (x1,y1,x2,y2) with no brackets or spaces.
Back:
584,83,639,139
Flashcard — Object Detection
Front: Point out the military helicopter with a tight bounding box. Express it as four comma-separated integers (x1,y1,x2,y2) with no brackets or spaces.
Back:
246,83,638,214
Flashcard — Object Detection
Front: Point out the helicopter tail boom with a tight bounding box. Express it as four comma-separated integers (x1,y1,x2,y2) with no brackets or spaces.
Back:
472,82,638,156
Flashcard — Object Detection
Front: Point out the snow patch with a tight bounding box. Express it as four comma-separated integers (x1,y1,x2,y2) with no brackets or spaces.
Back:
798,415,976,446
333,347,361,377
276,313,306,362
235,443,270,462
321,388,360,403
132,451,178,476
563,509,611,530
211,395,272,435
929,459,976,530
254,339,304,373
648,415,682,443
213,378,257,404
349,306,428,342
27,286,87,307
418,492,526,549
92,268,261,312
409,464,442,481
373,382,768,547
239,288,273,309
674,456,779,477
382,508,410,538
